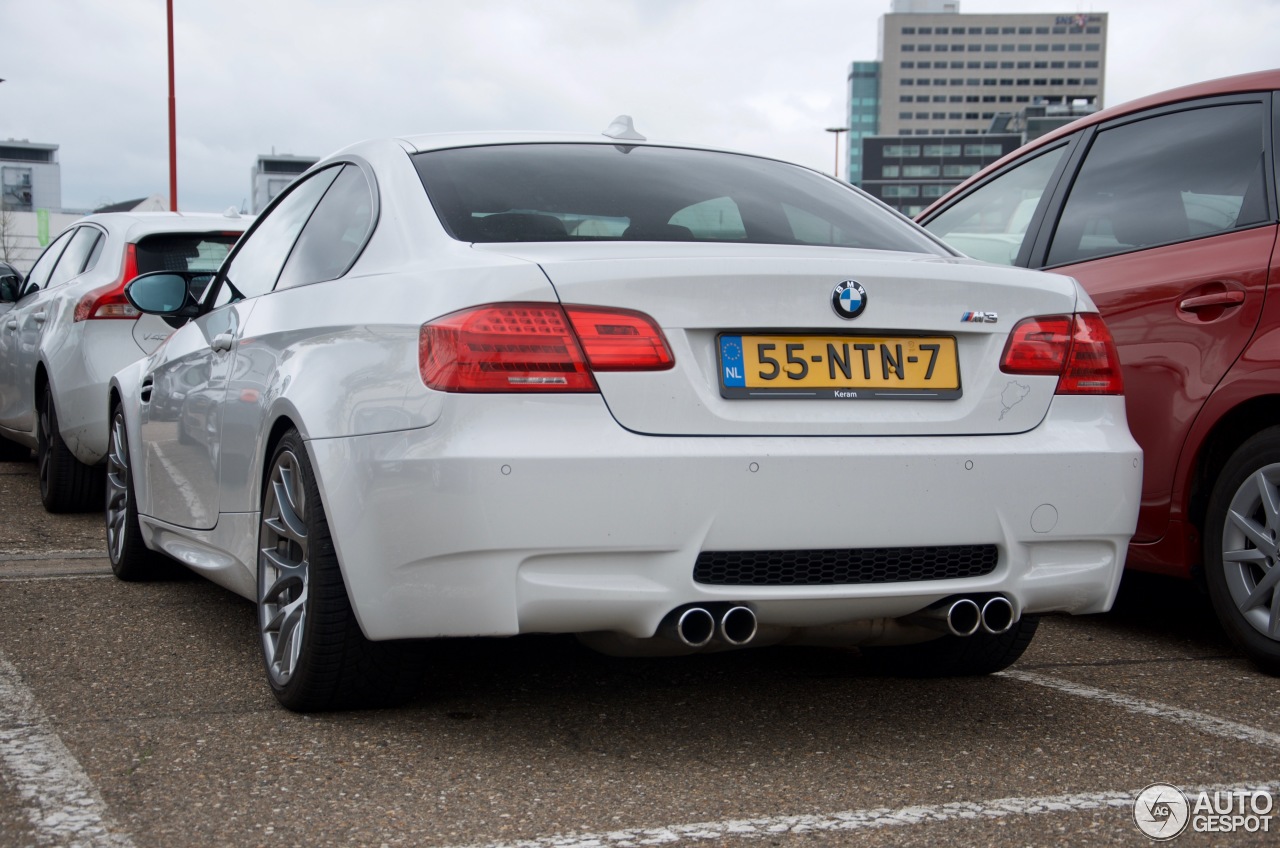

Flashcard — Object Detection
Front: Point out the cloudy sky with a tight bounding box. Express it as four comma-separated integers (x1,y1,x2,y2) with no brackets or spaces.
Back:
4,0,1278,213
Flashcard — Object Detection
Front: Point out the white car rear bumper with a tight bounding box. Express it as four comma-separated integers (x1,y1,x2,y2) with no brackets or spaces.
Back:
307,393,1142,642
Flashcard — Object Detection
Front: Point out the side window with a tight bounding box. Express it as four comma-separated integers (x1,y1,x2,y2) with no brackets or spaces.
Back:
46,227,104,288
276,165,375,289
21,228,76,296
785,203,851,245
1047,103,1268,266
84,231,106,274
212,166,342,308
668,197,746,240
922,145,1067,265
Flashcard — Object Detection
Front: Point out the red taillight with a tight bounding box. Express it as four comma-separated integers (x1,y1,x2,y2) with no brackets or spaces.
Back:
419,303,674,392
563,305,675,372
1057,312,1124,395
73,244,141,322
1000,315,1072,375
1001,313,1123,395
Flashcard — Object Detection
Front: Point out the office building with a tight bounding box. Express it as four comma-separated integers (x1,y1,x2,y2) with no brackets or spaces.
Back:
859,133,1021,215
846,1,1107,211
0,140,61,213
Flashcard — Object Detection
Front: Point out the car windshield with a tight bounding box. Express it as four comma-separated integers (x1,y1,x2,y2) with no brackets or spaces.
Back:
413,143,946,254
135,232,240,274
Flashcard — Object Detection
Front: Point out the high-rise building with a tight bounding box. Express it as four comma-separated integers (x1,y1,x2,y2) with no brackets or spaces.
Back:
845,2,1107,213
846,62,882,186
877,7,1106,138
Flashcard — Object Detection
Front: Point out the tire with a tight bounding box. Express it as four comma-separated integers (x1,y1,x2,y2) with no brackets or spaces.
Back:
104,402,171,581
257,430,422,711
861,616,1040,677
37,385,104,513
1204,427,1280,675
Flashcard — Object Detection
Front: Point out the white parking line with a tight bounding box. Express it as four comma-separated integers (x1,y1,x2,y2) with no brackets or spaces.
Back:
999,669,1280,749
447,781,1279,848
0,653,134,848
0,648,1272,848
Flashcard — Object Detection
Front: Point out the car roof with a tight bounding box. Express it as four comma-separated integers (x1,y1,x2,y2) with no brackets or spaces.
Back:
319,129,760,165
1030,68,1280,148
918,68,1280,218
395,130,745,156
67,210,250,242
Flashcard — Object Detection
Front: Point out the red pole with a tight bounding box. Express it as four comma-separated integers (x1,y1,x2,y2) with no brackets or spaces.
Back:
167,0,178,211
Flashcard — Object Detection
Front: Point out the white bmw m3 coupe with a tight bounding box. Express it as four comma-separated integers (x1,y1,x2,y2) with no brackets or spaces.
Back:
107,120,1142,711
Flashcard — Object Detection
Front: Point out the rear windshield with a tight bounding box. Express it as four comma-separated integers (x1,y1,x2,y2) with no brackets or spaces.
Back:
135,232,240,275
413,144,945,254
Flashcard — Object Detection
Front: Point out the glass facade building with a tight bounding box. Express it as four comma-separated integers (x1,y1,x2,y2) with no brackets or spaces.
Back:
860,133,1021,215
846,62,882,186
842,6,1107,203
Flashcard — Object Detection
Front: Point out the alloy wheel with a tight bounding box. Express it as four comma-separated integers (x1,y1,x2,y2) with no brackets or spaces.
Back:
36,394,52,501
1221,463,1280,641
259,449,311,687
104,410,130,563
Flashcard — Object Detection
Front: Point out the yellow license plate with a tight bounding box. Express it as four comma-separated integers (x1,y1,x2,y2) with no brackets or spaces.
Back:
718,334,961,399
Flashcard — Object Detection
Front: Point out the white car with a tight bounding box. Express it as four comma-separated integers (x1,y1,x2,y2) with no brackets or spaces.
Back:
0,212,246,508
107,122,1142,711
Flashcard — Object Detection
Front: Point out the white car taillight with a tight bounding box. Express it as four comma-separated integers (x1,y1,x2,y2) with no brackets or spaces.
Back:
419,303,674,392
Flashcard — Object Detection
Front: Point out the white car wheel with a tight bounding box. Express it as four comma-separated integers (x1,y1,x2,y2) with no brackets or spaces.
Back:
257,429,423,711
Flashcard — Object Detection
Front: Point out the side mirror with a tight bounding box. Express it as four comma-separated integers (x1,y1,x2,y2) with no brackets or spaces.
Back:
0,276,19,303
124,271,205,318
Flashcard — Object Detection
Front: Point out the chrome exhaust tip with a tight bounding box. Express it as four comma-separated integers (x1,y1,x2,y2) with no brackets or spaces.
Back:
718,605,758,646
664,607,715,648
980,596,1016,635
945,598,982,637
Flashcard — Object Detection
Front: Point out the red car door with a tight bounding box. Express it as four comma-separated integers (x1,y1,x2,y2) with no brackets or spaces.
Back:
1033,99,1274,564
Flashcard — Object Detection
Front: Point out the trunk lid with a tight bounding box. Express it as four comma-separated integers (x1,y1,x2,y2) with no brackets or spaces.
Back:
475,243,1082,437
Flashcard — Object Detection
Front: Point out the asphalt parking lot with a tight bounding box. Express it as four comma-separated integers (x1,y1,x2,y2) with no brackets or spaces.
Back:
1,455,1277,847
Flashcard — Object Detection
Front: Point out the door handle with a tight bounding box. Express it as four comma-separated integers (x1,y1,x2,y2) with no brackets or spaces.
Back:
211,333,234,353
4,319,14,331
32,312,46,325
1178,291,1246,312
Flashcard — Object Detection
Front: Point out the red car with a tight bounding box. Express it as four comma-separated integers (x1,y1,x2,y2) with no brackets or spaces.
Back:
919,69,1280,673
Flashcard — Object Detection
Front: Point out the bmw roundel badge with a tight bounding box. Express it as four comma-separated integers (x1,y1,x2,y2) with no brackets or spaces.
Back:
831,280,867,319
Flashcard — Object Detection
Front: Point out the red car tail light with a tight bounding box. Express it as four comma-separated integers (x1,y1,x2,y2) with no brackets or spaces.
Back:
1000,315,1072,375
73,244,141,322
563,306,675,372
420,303,673,392
1001,313,1123,395
1057,312,1124,395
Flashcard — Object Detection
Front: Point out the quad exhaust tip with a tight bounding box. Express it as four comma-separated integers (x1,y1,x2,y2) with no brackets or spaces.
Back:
719,605,758,646
663,605,758,648
945,598,982,637
671,607,716,648
664,596,1012,648
980,596,1015,634
904,595,1018,638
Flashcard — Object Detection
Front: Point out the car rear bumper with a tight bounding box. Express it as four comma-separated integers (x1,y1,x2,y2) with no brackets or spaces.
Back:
49,322,145,465
307,393,1142,642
